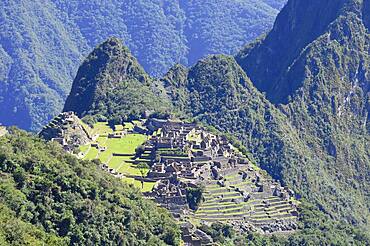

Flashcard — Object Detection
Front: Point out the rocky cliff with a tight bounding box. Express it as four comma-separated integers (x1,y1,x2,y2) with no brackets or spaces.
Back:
236,0,370,224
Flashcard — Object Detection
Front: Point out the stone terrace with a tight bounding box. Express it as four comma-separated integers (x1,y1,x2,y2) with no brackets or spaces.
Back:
142,119,299,234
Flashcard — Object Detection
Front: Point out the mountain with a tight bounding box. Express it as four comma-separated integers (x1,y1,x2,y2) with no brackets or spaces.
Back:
0,128,180,245
0,0,286,131
63,37,172,121
63,46,369,243
63,39,370,242
66,36,369,231
236,0,370,225
163,54,364,224
0,0,87,131
63,0,369,228
2,0,370,243
165,55,311,179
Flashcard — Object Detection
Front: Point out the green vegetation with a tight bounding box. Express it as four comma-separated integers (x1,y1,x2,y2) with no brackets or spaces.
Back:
206,202,370,245
63,38,173,121
137,163,150,178
0,0,284,130
0,128,181,245
83,147,99,160
106,156,127,170
198,223,235,244
235,0,370,226
79,144,90,154
162,47,369,241
0,0,86,131
3,0,370,244
80,122,151,191
117,163,149,177
123,178,156,193
186,187,204,210
159,7,370,226
98,135,147,162
64,16,368,243
90,122,115,136
96,136,107,145
157,148,187,157
0,204,65,245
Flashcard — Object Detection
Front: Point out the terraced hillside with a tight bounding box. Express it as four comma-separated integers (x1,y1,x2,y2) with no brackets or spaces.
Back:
79,121,156,192
134,119,300,237
195,166,298,233
41,116,299,239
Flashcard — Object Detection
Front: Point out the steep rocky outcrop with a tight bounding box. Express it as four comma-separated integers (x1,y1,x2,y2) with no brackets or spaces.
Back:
236,0,347,102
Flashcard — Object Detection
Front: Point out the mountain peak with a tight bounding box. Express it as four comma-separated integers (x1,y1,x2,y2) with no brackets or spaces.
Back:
101,36,122,46
235,0,363,102
63,37,154,118
94,37,136,62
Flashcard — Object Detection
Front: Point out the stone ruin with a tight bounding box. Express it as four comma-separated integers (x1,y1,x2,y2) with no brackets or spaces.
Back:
39,112,91,152
41,115,300,240
137,119,300,240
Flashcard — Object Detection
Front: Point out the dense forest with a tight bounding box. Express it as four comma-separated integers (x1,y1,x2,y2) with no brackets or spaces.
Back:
0,0,285,131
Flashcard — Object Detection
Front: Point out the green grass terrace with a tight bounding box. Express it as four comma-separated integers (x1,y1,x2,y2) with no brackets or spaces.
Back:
79,121,155,192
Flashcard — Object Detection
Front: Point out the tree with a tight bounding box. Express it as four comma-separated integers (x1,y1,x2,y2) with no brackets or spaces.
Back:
186,186,204,210
137,163,149,189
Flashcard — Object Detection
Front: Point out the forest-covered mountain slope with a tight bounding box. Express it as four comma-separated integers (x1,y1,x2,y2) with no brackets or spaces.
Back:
0,0,286,131
164,53,369,227
64,0,370,226
65,33,369,229
0,0,87,131
63,37,172,121
0,128,180,245
236,0,370,225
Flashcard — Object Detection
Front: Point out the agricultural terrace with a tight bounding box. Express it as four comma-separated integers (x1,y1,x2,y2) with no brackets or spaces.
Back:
79,121,155,192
